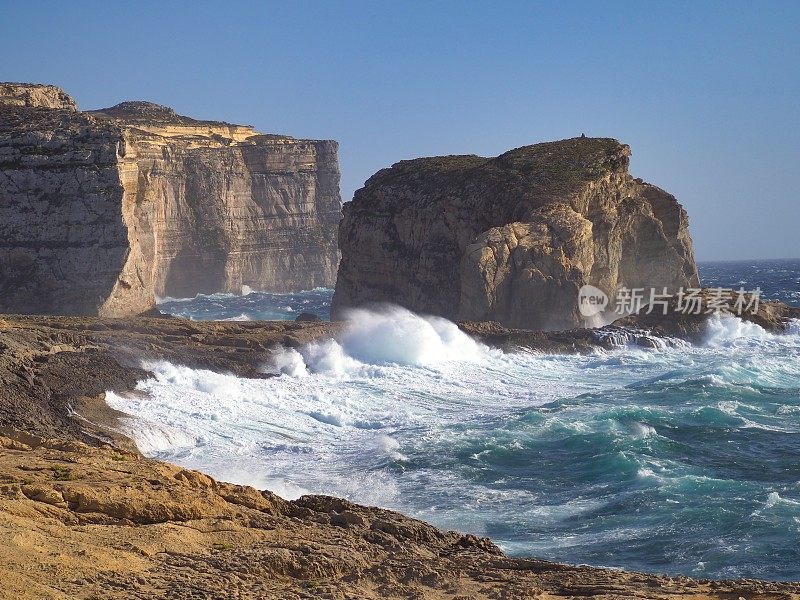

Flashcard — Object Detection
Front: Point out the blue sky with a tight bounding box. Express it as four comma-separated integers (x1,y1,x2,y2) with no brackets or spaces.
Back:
2,1,798,260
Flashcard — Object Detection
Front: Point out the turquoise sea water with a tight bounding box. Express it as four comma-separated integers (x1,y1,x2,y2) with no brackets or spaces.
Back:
158,287,333,321
119,260,800,580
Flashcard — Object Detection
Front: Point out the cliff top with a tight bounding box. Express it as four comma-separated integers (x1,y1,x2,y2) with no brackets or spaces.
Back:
356,136,632,215
0,83,334,145
0,82,77,110
494,136,630,179
89,100,255,129
368,136,629,183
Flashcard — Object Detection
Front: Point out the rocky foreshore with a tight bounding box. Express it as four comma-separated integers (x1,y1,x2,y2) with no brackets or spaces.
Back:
1,302,800,598
4,427,800,600
0,314,344,442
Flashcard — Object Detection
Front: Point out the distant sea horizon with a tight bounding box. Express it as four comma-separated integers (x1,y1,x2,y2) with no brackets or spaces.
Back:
698,257,800,263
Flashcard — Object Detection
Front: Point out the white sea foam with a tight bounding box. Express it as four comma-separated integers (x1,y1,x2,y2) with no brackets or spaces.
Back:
631,422,658,438
105,306,581,502
263,346,309,377
106,392,196,454
337,305,483,367
263,305,485,378
703,314,772,346
220,313,252,321
787,319,800,336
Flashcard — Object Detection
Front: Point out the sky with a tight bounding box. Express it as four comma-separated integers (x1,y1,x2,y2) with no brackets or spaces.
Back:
2,1,798,260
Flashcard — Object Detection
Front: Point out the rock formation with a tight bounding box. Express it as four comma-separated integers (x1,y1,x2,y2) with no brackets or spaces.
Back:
0,83,341,317
333,137,699,330
0,82,77,110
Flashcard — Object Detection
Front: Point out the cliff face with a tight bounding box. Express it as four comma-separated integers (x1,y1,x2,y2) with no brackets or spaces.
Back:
333,137,699,330
0,84,341,317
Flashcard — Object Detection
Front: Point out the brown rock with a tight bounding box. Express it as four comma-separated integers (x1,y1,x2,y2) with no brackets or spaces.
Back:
0,82,77,110
460,204,595,329
0,313,343,441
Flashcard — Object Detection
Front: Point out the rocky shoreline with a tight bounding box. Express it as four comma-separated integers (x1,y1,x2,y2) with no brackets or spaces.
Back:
1,306,800,598
4,293,796,443
5,428,800,600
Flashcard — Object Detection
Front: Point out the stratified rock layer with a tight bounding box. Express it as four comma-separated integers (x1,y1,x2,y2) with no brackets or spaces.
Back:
334,138,699,330
0,84,341,316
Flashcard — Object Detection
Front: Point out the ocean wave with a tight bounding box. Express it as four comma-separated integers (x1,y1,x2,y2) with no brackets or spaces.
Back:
703,314,772,346
106,391,197,453
787,319,800,336
264,305,486,377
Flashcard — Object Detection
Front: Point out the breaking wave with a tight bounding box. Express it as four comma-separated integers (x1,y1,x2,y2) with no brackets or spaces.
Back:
264,305,484,377
703,314,773,346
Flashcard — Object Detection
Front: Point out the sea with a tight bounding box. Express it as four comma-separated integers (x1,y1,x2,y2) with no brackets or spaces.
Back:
109,259,800,580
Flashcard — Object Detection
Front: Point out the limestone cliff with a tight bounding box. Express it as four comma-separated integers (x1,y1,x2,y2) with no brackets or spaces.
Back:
333,138,699,330
0,83,341,317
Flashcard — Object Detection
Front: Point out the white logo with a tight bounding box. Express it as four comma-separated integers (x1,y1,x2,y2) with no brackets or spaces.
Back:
578,285,609,317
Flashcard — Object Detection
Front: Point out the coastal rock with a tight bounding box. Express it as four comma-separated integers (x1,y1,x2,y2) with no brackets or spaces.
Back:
295,312,322,322
0,314,344,441
1,427,798,599
333,137,699,330
461,290,800,351
0,84,341,317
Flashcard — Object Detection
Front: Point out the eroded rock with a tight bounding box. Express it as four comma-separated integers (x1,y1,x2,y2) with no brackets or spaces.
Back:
0,426,796,599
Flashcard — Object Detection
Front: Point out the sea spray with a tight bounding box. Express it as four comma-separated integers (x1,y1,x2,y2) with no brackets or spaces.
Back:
265,305,485,376
703,314,772,346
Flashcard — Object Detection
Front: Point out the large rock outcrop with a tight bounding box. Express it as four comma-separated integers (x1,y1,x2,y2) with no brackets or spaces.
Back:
333,138,699,330
0,83,341,317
